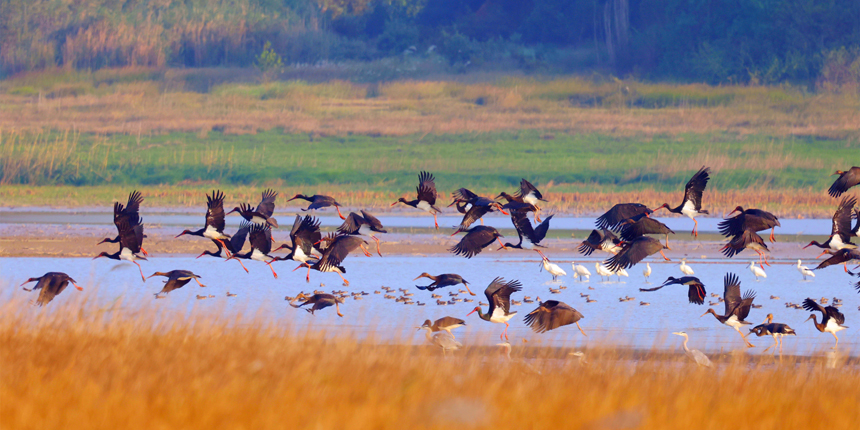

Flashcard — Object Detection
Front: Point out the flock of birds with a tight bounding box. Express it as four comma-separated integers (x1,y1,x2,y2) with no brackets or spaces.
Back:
19,166,860,365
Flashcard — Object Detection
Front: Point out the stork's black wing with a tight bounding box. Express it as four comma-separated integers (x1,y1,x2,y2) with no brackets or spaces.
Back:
417,171,438,205
256,189,278,218
683,167,710,210
206,190,227,232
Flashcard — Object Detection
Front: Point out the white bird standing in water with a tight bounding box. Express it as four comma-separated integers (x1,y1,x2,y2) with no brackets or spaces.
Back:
572,262,591,282
540,256,567,282
749,261,767,281
615,268,629,282
595,262,614,282
672,331,712,367
796,260,815,281
679,258,695,275
643,262,652,283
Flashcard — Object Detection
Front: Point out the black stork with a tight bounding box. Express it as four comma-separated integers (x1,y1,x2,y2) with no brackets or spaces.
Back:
720,230,771,268
449,188,508,234
420,316,467,339
814,248,860,273
749,314,796,353
595,203,653,231
176,190,232,254
803,298,848,348
604,236,670,272
391,171,442,229
523,300,586,337
652,166,711,237
147,270,205,298
803,196,857,256
288,193,346,220
414,273,475,295
196,226,250,272
618,214,675,248
497,178,546,222
466,277,522,340
500,211,553,258
496,193,539,223
226,223,278,278
21,272,82,306
94,217,147,282
701,273,756,348
828,166,860,198
289,293,344,317
639,276,706,305
98,190,147,255
337,210,387,256
719,206,780,243
227,189,279,228
293,233,367,285
448,225,505,258
577,228,622,256
270,215,322,264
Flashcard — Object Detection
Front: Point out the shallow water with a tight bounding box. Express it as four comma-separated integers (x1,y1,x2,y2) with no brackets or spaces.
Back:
2,250,857,356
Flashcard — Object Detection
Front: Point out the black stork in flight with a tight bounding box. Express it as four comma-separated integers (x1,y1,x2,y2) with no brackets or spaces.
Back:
652,166,711,237
414,273,475,295
803,196,857,256
449,188,508,234
466,277,522,340
577,228,622,256
803,298,848,348
499,211,553,258
813,248,860,273
288,193,346,220
497,178,546,222
448,225,505,258
639,276,706,305
176,190,232,254
391,171,442,229
289,293,345,317
21,272,82,306
228,189,279,228
828,166,860,198
293,233,367,285
226,222,278,278
94,217,148,282
148,270,205,298
270,215,322,264
523,300,586,337
618,214,675,249
337,210,387,256
196,225,250,272
595,203,653,231
719,206,780,243
604,236,670,272
701,273,756,348
98,190,147,255
720,230,771,268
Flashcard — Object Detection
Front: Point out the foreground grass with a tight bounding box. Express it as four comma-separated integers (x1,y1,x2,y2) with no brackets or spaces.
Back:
1,300,858,430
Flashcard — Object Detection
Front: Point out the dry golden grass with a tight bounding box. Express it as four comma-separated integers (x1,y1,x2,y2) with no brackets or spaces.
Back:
2,298,859,430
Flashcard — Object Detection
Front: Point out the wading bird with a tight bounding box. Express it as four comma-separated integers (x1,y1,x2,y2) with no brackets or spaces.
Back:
228,189,279,227
226,223,278,278
749,314,796,353
98,190,147,255
414,273,474,295
515,179,547,219
269,215,322,264
748,261,767,280
417,327,462,354
672,332,712,367
523,300,586,336
391,171,442,229
337,210,387,256
449,226,505,258
619,214,675,248
828,166,860,198
701,273,756,348
679,258,694,275
652,166,711,237
195,226,250,272
814,248,860,273
803,196,857,256
21,272,82,306
594,262,614,282
595,203,653,231
803,298,848,348
639,276,706,305
449,188,509,233
719,206,780,243
604,236,671,272
721,230,770,267
500,212,553,258
540,255,567,281
288,193,346,220
420,316,466,339
175,190,232,254
94,218,147,282
467,277,522,341
578,228,622,256
289,293,344,317
643,262,652,283
294,234,367,285
796,260,815,280
148,270,205,298
572,262,591,281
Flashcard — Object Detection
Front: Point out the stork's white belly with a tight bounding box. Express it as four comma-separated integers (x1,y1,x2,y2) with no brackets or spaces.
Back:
681,200,699,218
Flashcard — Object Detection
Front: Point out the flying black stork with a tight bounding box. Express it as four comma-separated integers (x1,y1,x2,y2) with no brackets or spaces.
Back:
749,314,796,353
497,178,546,222
293,233,367,285
289,292,344,317
577,228,622,256
98,190,147,255
337,210,387,256
496,193,539,224
227,189,279,228
449,188,508,233
652,166,711,237
500,211,553,258
420,316,467,339
391,171,442,229
269,215,322,264
176,190,232,254
803,196,857,256
701,273,756,348
196,226,250,272
619,214,675,248
813,248,860,273
414,273,475,295
828,166,860,198
595,203,653,231
21,272,82,306
148,270,205,298
94,217,147,282
720,230,771,268
466,277,522,340
288,193,346,220
803,298,848,348
523,300,586,337
719,206,780,243
448,225,505,258
226,223,278,278
639,276,706,305
604,236,670,272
